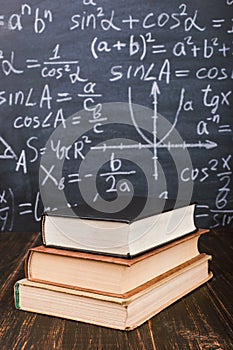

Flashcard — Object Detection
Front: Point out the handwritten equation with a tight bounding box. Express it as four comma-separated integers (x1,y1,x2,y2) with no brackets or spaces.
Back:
0,0,232,231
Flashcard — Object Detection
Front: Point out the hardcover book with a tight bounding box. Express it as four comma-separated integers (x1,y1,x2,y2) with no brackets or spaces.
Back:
26,229,208,296
15,254,212,331
42,197,196,257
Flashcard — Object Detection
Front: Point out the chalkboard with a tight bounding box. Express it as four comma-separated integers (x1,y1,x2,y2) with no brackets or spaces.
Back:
0,0,232,232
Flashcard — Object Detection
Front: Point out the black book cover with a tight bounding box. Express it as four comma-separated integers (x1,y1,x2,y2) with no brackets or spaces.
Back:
44,196,194,224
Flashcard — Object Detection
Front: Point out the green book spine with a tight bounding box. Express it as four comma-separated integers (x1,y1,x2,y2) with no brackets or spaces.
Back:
14,283,20,309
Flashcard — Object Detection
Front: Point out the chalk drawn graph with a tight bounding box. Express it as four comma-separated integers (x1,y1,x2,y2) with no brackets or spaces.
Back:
91,82,218,182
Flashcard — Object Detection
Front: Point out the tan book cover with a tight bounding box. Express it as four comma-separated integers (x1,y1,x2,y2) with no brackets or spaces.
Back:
26,229,208,296
16,254,213,330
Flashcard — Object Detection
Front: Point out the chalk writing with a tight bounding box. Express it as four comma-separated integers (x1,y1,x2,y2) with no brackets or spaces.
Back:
0,0,232,231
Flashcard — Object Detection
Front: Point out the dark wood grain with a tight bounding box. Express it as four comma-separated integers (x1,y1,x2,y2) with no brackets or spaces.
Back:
0,229,232,350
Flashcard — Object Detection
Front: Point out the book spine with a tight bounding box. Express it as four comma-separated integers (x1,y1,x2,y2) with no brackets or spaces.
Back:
24,249,33,279
41,214,47,245
14,282,20,309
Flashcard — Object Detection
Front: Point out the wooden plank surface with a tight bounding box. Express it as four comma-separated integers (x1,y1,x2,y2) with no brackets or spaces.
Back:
0,229,232,350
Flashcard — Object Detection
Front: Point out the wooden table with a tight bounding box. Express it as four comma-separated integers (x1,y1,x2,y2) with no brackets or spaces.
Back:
0,229,232,350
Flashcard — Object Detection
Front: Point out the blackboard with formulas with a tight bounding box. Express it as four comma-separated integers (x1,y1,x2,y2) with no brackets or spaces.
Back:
0,0,232,232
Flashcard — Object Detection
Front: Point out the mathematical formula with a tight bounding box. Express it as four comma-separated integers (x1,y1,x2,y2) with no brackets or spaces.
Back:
0,0,232,231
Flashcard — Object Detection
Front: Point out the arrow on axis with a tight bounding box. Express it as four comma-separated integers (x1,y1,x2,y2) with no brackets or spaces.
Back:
150,81,160,180
91,140,218,151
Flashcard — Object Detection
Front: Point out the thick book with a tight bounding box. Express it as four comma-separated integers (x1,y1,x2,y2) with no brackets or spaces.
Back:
42,197,196,257
26,229,208,296
15,254,212,331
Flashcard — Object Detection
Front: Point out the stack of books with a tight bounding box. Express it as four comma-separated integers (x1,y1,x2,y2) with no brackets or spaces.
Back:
14,197,212,331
